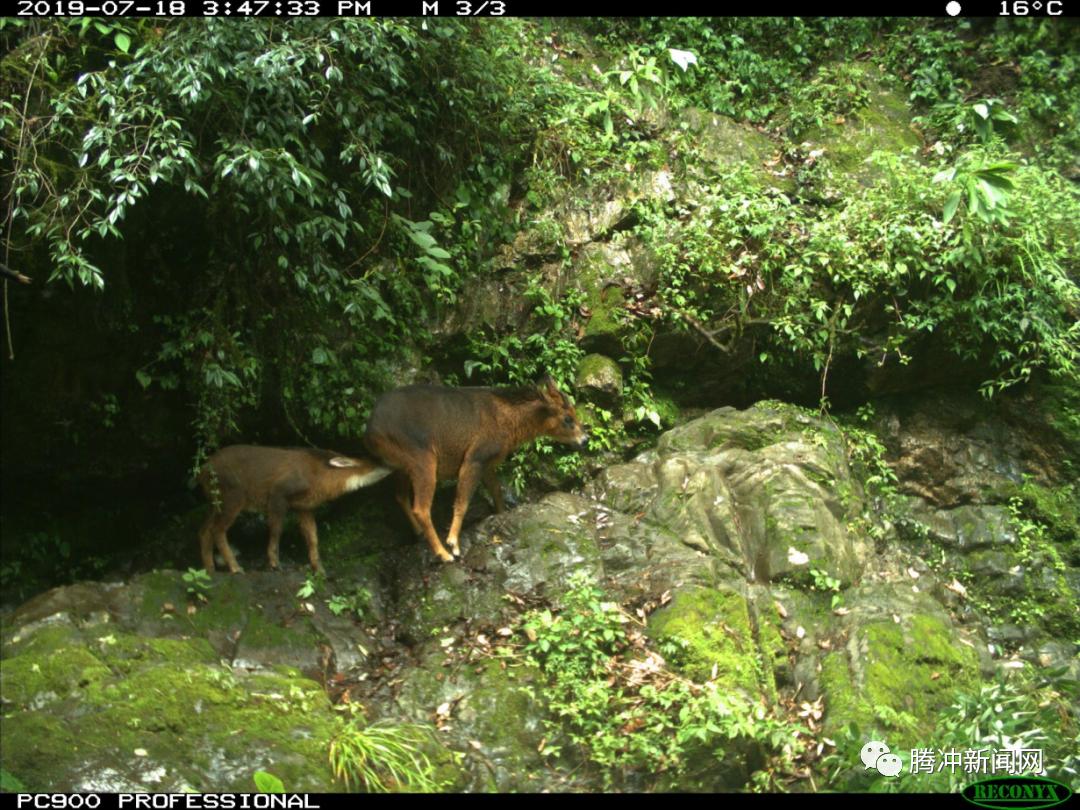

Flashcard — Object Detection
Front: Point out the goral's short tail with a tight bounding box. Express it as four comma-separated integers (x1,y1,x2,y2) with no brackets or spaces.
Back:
345,465,393,489
327,453,393,491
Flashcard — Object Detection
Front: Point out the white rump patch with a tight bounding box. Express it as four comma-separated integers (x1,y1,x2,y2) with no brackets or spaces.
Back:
345,467,393,491
329,457,363,468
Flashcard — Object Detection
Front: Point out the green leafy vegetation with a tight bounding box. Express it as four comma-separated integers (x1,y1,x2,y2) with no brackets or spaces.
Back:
327,585,373,622
2,18,1076,490
998,483,1077,641
182,567,212,603
519,572,803,790
328,720,452,793
0,769,27,792
823,670,1080,792
2,17,544,474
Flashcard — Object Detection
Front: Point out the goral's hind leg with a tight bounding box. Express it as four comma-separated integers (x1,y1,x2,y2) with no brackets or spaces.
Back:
394,473,422,535
296,510,325,576
266,494,287,571
209,498,245,574
407,457,453,563
482,464,505,514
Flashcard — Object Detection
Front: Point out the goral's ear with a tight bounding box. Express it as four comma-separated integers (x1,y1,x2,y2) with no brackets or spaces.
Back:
535,372,558,394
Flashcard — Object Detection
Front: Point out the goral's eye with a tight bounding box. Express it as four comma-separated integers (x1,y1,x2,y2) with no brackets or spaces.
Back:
563,416,574,426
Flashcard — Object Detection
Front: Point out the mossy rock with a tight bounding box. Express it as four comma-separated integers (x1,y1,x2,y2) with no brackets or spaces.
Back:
800,64,922,195
583,459,660,517
131,569,335,673
572,236,660,355
1,643,111,711
393,558,509,644
575,353,623,409
820,609,981,744
485,493,604,602
647,586,777,703
92,634,219,676
673,107,793,192
393,649,547,791
574,243,634,355
656,402,822,455
643,404,868,586
1,630,340,791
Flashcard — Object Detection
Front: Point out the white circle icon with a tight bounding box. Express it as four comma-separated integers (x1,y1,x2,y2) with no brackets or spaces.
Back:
861,740,890,769
877,753,903,777
946,1,962,14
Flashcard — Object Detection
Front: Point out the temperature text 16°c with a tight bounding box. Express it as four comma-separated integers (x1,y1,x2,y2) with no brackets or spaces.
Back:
1000,0,1064,13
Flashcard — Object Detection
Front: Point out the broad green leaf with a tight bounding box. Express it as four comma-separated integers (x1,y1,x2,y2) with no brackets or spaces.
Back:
943,190,961,224
405,229,437,251
253,771,284,794
417,256,452,276
978,171,1014,190
978,179,1001,208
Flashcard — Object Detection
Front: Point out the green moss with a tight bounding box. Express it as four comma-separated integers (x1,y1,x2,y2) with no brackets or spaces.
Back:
318,497,402,560
578,267,626,346
653,394,680,427
1,768,28,792
1,626,343,791
647,588,772,701
463,658,546,766
951,481,1079,644
754,609,787,704
241,611,320,651
799,65,922,195
393,652,539,790
659,402,834,455
576,353,621,385
821,614,979,743
392,559,506,642
94,635,218,675
1040,382,1080,458
2,624,84,658
137,570,191,621
0,713,82,791
1005,483,1077,639
863,616,978,727
673,108,793,192
84,663,239,731
1007,480,1079,548
1,645,110,711
819,652,861,730
184,576,255,633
